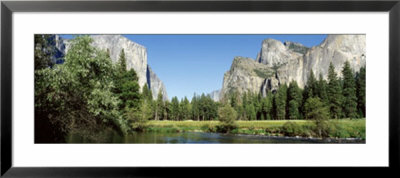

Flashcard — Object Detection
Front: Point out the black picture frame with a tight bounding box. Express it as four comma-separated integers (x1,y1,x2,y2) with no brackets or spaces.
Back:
1,0,399,177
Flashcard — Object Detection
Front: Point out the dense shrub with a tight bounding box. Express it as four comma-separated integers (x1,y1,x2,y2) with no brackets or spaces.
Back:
217,104,238,133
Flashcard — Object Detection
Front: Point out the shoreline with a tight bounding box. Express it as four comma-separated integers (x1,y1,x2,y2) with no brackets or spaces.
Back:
143,119,366,140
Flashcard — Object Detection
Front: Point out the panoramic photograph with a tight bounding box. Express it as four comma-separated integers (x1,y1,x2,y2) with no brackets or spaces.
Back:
34,34,366,144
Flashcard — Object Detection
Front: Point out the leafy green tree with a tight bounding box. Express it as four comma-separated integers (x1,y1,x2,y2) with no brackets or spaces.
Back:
217,104,238,133
327,62,343,119
35,35,127,142
342,61,358,118
304,97,330,137
34,34,56,70
356,66,366,117
126,100,152,131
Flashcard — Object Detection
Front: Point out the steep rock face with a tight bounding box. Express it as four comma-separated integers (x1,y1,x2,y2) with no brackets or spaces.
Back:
90,35,148,89
147,65,169,100
221,35,366,99
208,90,221,102
257,38,304,67
300,35,366,83
55,35,168,100
221,56,274,97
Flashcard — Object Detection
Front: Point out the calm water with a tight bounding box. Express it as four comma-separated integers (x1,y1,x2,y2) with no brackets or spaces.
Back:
67,132,365,144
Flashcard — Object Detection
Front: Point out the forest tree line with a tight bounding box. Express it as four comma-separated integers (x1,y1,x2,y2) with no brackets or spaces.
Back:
148,61,365,122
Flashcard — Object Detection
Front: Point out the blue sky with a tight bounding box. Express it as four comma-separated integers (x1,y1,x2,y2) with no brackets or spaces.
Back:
60,34,327,100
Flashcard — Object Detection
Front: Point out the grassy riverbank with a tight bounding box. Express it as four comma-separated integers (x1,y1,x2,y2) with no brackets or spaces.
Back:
143,119,365,139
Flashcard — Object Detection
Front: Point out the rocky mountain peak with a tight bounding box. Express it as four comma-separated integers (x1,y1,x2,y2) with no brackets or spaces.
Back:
257,38,303,67
219,35,366,100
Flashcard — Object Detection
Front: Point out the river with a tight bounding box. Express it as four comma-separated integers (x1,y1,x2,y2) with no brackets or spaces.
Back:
67,132,365,144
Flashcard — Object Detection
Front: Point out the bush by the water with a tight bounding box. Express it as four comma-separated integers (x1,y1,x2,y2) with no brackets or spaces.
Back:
304,97,331,137
217,104,238,133
126,100,152,131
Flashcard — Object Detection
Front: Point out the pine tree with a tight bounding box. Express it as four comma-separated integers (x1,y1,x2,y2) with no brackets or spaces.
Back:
356,66,366,118
191,94,200,121
304,69,317,99
180,97,191,120
327,62,343,119
118,48,127,73
342,61,358,118
288,100,299,120
254,94,263,120
316,74,328,103
304,97,330,137
287,81,302,120
163,100,170,120
141,84,153,101
261,93,273,120
230,91,239,108
171,96,180,121
274,84,287,120
155,92,164,120
245,104,257,120
119,69,141,110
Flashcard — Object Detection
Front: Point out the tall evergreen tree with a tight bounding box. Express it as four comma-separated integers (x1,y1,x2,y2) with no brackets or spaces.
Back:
342,61,358,118
119,69,141,110
245,104,257,120
191,94,200,121
261,93,273,120
287,81,302,120
154,92,164,120
304,69,317,99
180,97,191,120
163,100,170,120
171,96,180,120
327,62,343,119
273,84,287,120
118,48,127,73
316,74,328,103
141,84,153,101
230,91,239,108
356,66,366,118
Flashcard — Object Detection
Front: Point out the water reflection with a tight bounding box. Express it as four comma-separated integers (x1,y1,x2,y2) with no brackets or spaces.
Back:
67,132,365,144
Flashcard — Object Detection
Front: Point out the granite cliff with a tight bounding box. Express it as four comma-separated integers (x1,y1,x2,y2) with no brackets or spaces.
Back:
54,35,168,100
219,35,366,100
